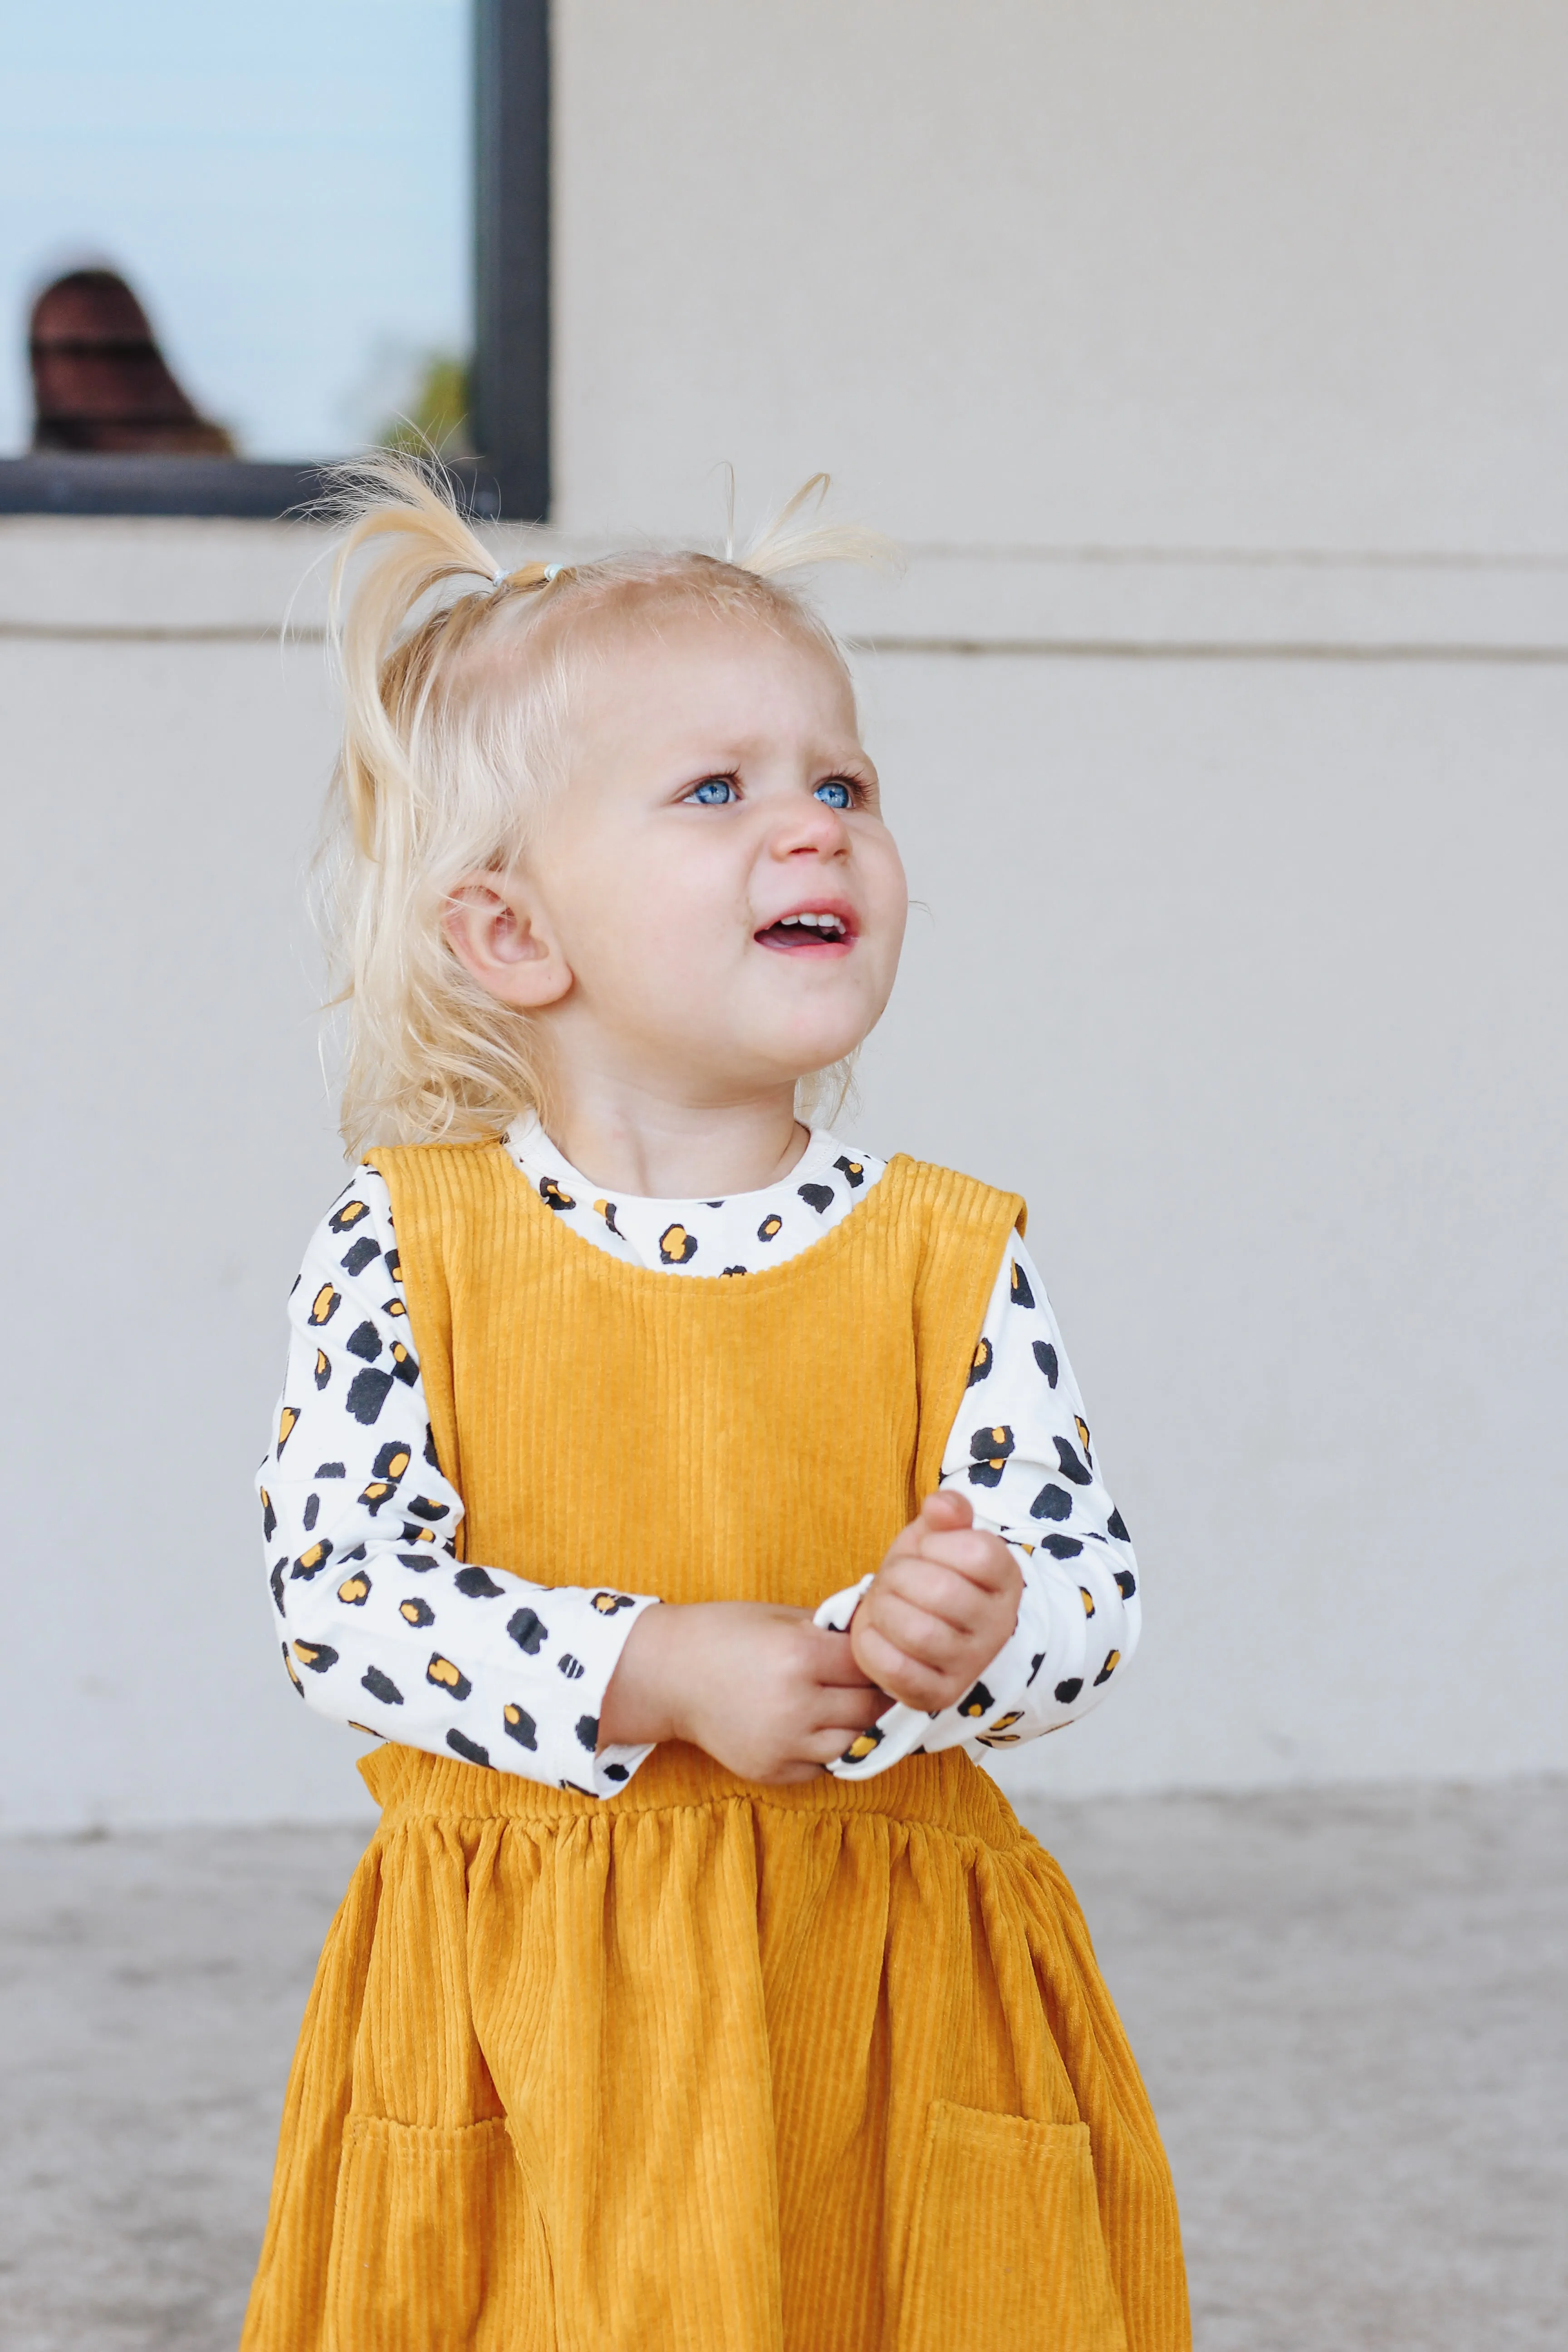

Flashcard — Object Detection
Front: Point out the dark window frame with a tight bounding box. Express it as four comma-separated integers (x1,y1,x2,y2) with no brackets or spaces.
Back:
0,0,549,524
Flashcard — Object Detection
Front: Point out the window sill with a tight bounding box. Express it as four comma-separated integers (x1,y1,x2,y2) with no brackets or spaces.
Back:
0,454,503,520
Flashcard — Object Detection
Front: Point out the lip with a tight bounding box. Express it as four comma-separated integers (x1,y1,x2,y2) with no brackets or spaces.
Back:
752,898,860,956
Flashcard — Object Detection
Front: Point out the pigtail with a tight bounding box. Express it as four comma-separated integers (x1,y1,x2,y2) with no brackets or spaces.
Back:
737,473,895,583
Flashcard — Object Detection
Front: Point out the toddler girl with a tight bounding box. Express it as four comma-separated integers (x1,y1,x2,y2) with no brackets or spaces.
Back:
243,464,1188,2352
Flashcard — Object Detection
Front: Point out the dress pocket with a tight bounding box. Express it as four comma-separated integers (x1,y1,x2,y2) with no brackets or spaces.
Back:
324,2112,551,2352
898,2101,1127,2352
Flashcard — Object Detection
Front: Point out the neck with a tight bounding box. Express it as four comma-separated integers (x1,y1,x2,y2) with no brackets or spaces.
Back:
537,1069,812,1197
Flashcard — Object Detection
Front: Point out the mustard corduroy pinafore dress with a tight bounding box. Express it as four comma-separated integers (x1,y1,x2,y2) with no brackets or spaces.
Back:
241,1145,1188,2352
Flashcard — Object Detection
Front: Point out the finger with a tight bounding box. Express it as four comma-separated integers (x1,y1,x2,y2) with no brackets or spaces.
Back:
802,1627,890,1688
919,1488,974,1532
872,1557,990,1636
813,1684,891,1733
800,1722,888,1766
863,1590,976,1670
849,1624,962,1713
914,1528,1020,1593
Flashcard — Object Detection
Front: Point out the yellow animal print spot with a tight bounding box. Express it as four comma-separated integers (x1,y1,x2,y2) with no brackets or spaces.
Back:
309,1284,339,1326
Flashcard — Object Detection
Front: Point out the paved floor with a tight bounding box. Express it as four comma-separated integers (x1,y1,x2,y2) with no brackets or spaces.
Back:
2,1779,1563,2351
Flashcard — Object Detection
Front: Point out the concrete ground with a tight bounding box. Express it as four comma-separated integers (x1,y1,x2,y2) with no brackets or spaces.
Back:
1,1780,1563,2352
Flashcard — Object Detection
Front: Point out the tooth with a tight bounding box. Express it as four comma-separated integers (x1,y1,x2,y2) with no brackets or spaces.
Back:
799,911,821,927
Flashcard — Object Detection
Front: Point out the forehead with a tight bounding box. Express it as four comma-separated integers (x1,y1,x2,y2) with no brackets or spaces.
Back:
568,605,861,756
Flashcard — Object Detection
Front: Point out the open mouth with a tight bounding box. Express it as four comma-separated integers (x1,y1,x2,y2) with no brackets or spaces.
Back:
754,908,856,953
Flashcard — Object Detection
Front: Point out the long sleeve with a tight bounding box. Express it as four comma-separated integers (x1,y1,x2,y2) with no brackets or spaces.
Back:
815,1229,1141,1775
260,1170,660,1797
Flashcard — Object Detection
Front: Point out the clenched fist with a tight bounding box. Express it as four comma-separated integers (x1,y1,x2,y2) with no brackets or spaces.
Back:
850,1490,1022,1712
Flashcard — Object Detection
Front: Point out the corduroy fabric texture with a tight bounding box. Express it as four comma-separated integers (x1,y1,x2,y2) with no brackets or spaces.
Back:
241,1147,1189,2352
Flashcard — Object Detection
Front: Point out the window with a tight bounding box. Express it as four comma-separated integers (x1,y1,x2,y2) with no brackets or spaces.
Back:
0,0,547,519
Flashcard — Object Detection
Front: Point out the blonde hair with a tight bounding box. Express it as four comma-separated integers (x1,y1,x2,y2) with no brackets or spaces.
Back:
317,455,887,1157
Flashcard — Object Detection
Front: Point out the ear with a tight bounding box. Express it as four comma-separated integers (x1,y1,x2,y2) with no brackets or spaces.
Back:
444,875,573,1010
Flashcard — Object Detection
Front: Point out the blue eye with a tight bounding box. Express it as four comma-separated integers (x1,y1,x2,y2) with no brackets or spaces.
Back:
688,777,734,805
814,779,852,809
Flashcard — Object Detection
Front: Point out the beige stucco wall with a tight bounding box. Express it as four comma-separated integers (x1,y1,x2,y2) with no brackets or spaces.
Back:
3,0,1564,1828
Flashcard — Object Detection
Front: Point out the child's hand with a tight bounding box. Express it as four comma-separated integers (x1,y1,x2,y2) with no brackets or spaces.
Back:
849,1491,1023,1712
598,1601,890,1784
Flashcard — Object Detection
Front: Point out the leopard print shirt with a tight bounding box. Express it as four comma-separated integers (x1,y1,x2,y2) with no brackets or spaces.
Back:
260,1122,1140,1795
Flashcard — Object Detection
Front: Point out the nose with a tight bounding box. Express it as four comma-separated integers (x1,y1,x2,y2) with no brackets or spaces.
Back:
769,795,851,860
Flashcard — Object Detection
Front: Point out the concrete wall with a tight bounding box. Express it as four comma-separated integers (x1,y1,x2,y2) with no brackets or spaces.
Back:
3,1,1564,1828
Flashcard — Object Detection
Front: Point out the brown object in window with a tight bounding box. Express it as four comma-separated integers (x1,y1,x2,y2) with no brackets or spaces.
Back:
29,269,235,456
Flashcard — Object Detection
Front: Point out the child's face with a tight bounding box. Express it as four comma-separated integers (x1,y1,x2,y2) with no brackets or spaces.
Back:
479,610,907,1102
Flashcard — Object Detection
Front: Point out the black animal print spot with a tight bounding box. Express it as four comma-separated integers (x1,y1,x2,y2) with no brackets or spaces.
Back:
397,1552,436,1572
385,1250,402,1284
1030,1483,1073,1522
315,1461,346,1479
1107,1506,1131,1542
841,1725,883,1763
283,1643,304,1694
369,1439,412,1483
340,1235,380,1277
1032,1339,1059,1387
399,1524,436,1548
1042,1534,1083,1559
1074,1415,1093,1462
1093,1649,1121,1686
798,1182,834,1213
399,1596,436,1628
967,1425,1014,1488
346,1320,382,1362
389,1342,420,1387
456,1567,506,1599
329,1199,371,1233
309,1284,341,1327
958,1681,995,1719
260,1487,277,1541
539,1176,575,1212
347,1720,387,1740
1115,1568,1137,1600
503,1703,538,1749
361,1665,404,1705
1078,1586,1095,1615
277,1405,300,1453
314,1349,332,1390
757,1214,784,1243
977,1708,1024,1747
303,1493,320,1532
1054,1677,1083,1704
1009,1260,1034,1310
575,1715,599,1751
659,1224,698,1264
1027,1651,1045,1685
592,1592,636,1614
290,1540,333,1581
508,1607,548,1654
604,1763,629,1782
721,1264,748,1277
427,1654,472,1700
1053,1436,1093,1485
558,1654,585,1680
339,1545,366,1564
337,1571,372,1606
270,1558,287,1613
406,1495,449,1522
446,1728,490,1765
293,1639,338,1674
833,1156,865,1187
967,1338,993,1387
346,1367,394,1425
383,1297,407,1320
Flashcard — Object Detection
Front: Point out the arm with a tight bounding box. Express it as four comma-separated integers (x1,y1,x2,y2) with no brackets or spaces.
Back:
261,1170,661,1795
814,1230,1142,1775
